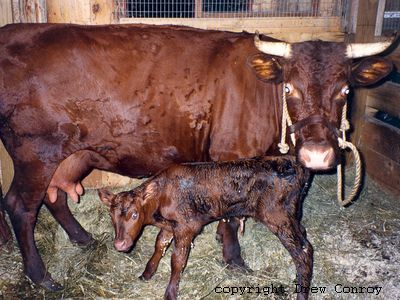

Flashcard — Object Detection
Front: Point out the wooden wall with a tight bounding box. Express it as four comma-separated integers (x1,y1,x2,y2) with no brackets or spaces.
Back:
47,0,115,24
0,0,13,26
350,0,400,195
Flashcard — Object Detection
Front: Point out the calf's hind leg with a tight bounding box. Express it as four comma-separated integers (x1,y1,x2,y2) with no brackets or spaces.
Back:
44,190,93,246
217,218,246,269
140,229,173,280
262,212,313,300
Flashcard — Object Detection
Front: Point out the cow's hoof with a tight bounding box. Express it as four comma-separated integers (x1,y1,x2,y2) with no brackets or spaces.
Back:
70,233,94,247
227,262,252,273
74,236,98,249
0,237,14,251
39,276,63,292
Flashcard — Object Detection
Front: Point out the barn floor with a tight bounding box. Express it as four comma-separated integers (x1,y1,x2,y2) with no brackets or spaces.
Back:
0,170,399,300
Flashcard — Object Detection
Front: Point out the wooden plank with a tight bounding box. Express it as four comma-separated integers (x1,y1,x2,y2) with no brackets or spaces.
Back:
350,0,379,147
90,0,115,24
362,146,400,195
47,0,91,24
0,0,13,26
360,115,400,164
0,142,13,194
119,17,344,42
374,0,386,36
194,0,202,18
367,82,400,118
12,0,47,23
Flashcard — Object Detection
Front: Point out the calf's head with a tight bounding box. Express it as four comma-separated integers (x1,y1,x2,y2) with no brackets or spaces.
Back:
98,188,146,252
250,36,394,170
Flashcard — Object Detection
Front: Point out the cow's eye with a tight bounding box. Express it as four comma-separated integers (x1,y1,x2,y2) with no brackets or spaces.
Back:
340,86,350,96
284,83,293,94
131,210,138,220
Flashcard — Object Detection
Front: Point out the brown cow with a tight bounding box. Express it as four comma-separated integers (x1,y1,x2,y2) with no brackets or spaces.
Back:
0,23,394,290
99,156,312,300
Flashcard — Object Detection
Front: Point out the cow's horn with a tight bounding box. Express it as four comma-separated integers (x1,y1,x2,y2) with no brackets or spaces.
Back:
254,31,292,58
346,39,393,58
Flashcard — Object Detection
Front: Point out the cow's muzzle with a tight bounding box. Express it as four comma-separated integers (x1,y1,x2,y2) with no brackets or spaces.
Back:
290,114,339,170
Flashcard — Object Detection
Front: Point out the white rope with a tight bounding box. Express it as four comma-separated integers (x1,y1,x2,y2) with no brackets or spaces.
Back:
336,103,362,207
278,83,296,154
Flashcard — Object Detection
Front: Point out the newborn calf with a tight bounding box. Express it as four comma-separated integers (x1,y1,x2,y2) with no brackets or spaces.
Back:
99,156,313,300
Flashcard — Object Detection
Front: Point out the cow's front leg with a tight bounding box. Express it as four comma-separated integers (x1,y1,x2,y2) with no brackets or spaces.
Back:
140,229,173,280
44,190,93,246
164,226,199,300
217,218,246,269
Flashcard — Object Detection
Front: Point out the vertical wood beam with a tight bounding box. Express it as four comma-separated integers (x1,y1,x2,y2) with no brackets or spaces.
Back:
350,0,379,148
12,0,47,23
0,0,13,26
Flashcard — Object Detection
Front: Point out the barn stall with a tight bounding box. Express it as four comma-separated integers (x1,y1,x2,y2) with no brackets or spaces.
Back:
0,0,399,299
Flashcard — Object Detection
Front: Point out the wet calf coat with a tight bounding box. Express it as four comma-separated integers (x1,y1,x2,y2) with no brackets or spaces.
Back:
99,156,313,300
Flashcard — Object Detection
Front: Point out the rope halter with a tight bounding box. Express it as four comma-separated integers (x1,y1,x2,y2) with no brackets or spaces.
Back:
278,83,362,206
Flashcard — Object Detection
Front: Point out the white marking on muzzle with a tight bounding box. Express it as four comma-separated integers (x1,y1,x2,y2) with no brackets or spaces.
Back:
299,147,334,170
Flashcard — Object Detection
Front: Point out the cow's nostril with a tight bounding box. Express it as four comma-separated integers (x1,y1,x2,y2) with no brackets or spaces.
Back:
302,151,311,163
322,148,334,163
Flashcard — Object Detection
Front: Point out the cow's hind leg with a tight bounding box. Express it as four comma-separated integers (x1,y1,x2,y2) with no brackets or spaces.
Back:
3,165,63,291
262,212,313,300
44,190,93,246
0,206,12,247
140,229,173,280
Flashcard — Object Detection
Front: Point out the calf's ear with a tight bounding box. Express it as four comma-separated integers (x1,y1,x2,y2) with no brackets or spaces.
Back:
248,54,283,82
98,189,115,207
350,57,393,86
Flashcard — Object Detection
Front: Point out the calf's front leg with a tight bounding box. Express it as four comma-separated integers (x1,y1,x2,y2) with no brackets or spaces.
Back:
261,210,313,300
140,229,173,280
164,226,199,300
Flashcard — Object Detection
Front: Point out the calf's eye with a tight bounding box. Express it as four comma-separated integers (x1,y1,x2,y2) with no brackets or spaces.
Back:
131,210,138,220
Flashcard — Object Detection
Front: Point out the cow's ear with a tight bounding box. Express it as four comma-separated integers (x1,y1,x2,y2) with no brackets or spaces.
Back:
350,57,393,86
248,54,283,82
98,189,115,207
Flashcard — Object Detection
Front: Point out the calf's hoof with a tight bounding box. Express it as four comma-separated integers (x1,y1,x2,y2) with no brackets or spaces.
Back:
215,232,223,244
139,273,151,281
